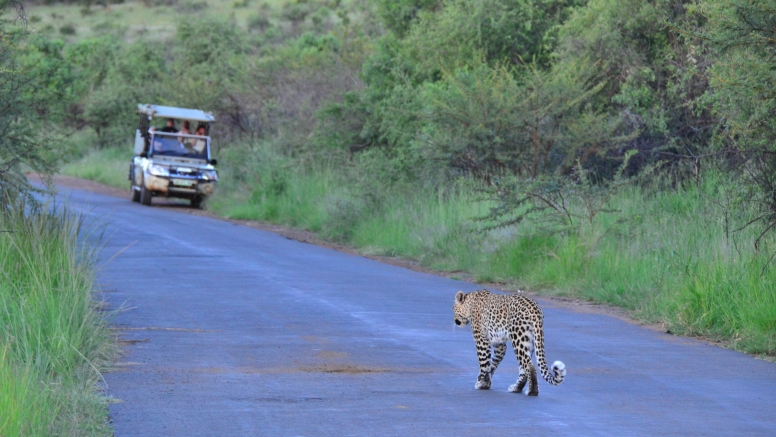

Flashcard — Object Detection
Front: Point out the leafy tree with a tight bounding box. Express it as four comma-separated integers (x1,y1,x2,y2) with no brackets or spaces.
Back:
419,60,623,178
321,0,587,175
373,0,441,37
700,0,776,152
170,17,250,134
64,36,121,93
402,0,582,78
697,0,776,248
72,37,168,146
555,0,713,174
0,4,74,202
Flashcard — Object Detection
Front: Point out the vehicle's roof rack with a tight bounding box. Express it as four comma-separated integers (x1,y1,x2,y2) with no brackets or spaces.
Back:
138,104,215,122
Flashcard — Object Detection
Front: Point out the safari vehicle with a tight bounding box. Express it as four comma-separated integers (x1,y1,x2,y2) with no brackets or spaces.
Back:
129,104,218,207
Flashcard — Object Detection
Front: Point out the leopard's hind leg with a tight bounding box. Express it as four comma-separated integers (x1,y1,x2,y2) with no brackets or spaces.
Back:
508,326,539,396
490,343,506,379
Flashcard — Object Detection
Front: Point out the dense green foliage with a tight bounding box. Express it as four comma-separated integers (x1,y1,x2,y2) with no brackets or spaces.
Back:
43,0,776,357
0,7,70,201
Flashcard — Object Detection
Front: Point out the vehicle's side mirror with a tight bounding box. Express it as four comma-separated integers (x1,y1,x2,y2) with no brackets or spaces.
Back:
140,151,148,158
209,159,218,166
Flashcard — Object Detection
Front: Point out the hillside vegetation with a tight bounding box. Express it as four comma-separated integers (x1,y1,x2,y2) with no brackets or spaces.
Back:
33,0,776,356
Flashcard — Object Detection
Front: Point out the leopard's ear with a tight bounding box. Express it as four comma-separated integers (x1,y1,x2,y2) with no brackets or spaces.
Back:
455,291,465,304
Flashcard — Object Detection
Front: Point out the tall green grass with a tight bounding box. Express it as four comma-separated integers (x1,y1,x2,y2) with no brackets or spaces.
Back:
348,189,488,271
210,168,334,232
61,145,133,190
0,203,115,436
0,348,52,437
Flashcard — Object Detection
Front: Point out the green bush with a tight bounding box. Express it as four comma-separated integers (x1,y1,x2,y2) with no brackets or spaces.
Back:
177,0,209,13
373,0,441,37
247,13,270,32
59,23,76,35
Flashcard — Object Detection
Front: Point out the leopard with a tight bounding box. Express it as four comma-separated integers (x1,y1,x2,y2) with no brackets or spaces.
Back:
453,289,566,396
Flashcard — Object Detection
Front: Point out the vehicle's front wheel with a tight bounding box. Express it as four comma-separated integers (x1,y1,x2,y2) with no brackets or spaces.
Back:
190,196,203,208
140,184,152,206
131,186,141,202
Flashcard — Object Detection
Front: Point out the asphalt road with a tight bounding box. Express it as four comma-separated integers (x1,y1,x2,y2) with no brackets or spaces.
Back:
63,188,776,436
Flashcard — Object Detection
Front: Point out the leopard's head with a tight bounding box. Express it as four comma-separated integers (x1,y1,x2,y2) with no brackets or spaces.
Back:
453,291,471,327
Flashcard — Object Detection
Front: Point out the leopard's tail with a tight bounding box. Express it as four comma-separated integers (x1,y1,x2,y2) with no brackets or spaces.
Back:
532,312,566,386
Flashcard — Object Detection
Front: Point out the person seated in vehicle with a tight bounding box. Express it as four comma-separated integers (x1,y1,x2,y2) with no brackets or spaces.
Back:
180,121,191,135
192,125,207,153
160,118,178,133
178,121,193,148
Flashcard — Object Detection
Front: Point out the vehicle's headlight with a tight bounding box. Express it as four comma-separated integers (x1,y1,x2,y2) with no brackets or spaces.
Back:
148,164,169,177
200,170,218,181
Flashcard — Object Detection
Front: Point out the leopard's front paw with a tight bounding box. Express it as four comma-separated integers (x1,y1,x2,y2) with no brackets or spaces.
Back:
508,383,521,393
475,379,491,390
475,374,491,390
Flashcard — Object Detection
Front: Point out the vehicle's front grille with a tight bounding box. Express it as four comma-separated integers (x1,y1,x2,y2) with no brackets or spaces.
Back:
168,167,198,178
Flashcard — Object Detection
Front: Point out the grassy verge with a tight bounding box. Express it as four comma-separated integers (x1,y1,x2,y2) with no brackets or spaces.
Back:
0,202,115,436
63,145,776,357
61,145,133,190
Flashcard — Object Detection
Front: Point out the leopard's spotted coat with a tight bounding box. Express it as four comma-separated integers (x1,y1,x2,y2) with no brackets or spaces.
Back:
453,289,566,395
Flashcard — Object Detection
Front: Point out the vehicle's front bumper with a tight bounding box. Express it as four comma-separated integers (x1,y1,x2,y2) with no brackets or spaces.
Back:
144,175,216,198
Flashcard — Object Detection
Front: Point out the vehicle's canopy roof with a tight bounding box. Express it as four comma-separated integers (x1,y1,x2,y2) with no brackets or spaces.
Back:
138,104,215,122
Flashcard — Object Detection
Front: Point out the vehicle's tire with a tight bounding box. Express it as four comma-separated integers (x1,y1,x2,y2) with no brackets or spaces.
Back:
190,196,202,208
140,184,152,206
131,186,141,202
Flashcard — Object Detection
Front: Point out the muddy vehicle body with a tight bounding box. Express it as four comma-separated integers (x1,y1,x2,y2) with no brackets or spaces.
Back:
129,104,218,207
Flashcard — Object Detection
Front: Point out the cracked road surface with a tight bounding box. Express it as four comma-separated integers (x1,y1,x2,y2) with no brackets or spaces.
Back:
63,188,776,436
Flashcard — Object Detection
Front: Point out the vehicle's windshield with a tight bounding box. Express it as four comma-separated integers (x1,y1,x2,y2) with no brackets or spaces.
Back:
150,132,209,159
